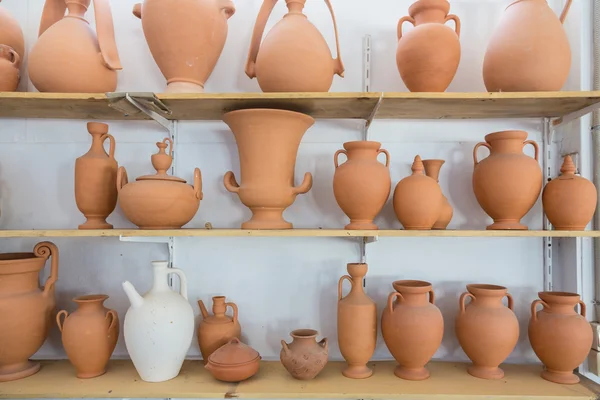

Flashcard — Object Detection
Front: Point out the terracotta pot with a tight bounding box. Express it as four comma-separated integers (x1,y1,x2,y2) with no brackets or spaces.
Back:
337,263,376,379
117,138,202,229
396,0,460,92
0,242,59,382
0,3,24,59
246,0,344,92
333,141,391,230
28,0,122,93
393,155,443,230
473,130,542,230
133,0,235,93
205,338,261,382
223,109,313,229
483,0,572,92
198,296,241,363
280,329,328,380
0,44,19,92
56,294,118,378
542,156,597,230
529,292,593,384
75,122,118,230
422,159,453,230
381,280,443,380
455,284,519,380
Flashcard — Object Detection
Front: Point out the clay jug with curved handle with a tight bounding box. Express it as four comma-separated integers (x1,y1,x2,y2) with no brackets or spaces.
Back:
245,0,344,92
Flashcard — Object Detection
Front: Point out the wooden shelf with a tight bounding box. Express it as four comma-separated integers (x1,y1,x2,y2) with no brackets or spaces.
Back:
0,360,595,399
1,91,599,121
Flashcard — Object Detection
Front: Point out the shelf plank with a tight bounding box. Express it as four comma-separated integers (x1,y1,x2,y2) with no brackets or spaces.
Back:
0,360,595,399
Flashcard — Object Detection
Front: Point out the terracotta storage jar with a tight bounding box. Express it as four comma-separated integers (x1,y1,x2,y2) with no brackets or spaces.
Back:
205,338,261,382
280,329,328,380
198,296,241,363
422,159,453,230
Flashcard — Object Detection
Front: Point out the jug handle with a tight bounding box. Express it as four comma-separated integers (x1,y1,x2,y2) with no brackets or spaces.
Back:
323,0,344,76
428,289,435,305
1,47,21,69
578,300,587,318
377,149,390,167
35,242,59,296
530,299,548,321
105,310,118,332
101,133,116,159
169,268,189,300
245,0,278,79
319,337,328,352
223,171,240,194
56,310,68,332
194,168,203,200
387,292,404,313
132,3,142,19
504,293,514,310
334,149,347,168
116,166,128,193
473,142,491,166
523,140,539,161
559,0,573,24
38,0,67,37
292,172,313,195
397,16,415,40
93,0,123,71
281,340,291,355
459,292,475,313
338,275,352,300
444,14,461,37
226,302,239,323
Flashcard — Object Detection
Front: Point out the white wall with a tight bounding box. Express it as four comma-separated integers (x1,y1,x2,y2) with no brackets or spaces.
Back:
0,0,585,366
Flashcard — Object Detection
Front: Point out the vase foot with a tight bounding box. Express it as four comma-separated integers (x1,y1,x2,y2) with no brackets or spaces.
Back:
0,361,41,382
486,220,528,230
394,366,429,381
342,364,373,379
165,81,204,93
345,220,378,230
467,365,504,380
541,369,579,384
244,208,292,229
79,217,113,230
76,369,107,379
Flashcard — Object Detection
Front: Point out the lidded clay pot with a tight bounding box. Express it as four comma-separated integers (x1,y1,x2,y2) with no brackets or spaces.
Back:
393,155,443,230
483,0,572,92
280,329,328,380
422,159,453,230
117,138,202,229
0,2,25,59
396,0,461,92
246,0,344,92
28,0,122,93
205,338,261,382
455,284,519,380
473,130,542,230
338,263,377,379
529,291,593,384
0,242,59,382
0,44,20,92
133,0,235,93
198,296,241,363
381,280,443,380
542,155,597,230
75,122,118,230
56,294,118,378
333,141,391,230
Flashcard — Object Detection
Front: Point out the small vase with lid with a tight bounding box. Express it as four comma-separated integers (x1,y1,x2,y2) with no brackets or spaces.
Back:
197,296,241,363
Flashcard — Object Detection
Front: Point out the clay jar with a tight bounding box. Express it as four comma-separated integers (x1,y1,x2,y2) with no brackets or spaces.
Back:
333,141,391,230
529,292,593,384
280,329,328,380
542,156,597,230
455,284,519,380
205,338,261,382
0,44,20,92
396,0,461,92
0,242,59,382
0,3,24,59
393,155,443,230
338,263,377,379
223,109,313,229
56,294,118,378
422,159,453,229
246,0,344,92
483,0,572,92
198,296,241,363
473,130,542,230
75,122,118,230
133,0,235,93
381,280,443,380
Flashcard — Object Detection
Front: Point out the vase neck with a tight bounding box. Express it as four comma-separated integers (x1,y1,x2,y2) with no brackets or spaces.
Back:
285,0,306,15
489,140,524,154
212,296,227,316
472,294,505,307
66,0,90,19
0,272,39,293
89,132,108,154
543,303,577,314
414,9,446,24
76,301,103,313
151,263,171,292
347,148,378,161
399,292,429,306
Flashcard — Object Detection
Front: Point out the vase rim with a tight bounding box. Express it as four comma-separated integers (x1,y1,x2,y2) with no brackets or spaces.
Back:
538,291,580,304
223,108,315,124
467,283,507,294
484,130,528,142
74,294,109,303
408,0,450,17
342,141,381,150
392,280,432,293
291,328,318,339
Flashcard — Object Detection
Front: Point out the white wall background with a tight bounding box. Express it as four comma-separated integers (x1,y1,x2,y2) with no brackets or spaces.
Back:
0,0,588,368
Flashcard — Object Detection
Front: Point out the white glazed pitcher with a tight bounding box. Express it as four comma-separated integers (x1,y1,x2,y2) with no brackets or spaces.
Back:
122,261,194,382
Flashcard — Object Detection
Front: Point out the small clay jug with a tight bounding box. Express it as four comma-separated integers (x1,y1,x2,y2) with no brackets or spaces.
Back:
473,130,542,230
246,0,344,92
381,280,443,380
393,155,443,230
529,292,593,384
542,156,597,230
280,329,328,380
75,122,118,230
455,284,519,380
483,0,572,92
396,0,460,92
333,141,391,230
337,263,376,379
56,294,118,378
198,296,241,363
0,44,20,92
422,159,453,230
0,3,24,59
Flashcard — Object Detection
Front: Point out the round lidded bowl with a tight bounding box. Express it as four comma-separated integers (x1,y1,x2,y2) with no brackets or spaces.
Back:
206,338,261,382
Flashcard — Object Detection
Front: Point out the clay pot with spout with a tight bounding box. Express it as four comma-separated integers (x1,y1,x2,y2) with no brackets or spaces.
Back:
0,242,59,382
75,122,118,230
246,0,344,92
529,292,593,384
0,44,20,91
423,159,453,229
455,284,519,380
133,0,235,93
333,141,391,230
223,109,313,229
281,329,328,380
0,2,24,60
57,294,118,378
473,130,542,230
198,296,241,363
396,0,461,92
483,0,572,92
28,0,122,92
